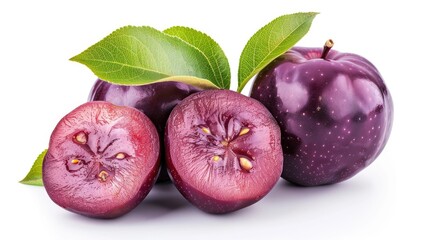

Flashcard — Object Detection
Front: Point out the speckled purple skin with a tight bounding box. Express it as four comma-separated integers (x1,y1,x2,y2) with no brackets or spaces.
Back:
165,90,283,213
89,79,202,182
250,47,393,186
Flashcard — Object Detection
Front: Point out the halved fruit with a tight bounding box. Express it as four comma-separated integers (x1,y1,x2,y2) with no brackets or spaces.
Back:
165,90,283,213
43,101,160,218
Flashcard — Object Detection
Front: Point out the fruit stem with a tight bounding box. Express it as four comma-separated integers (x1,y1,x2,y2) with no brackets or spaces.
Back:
321,39,334,60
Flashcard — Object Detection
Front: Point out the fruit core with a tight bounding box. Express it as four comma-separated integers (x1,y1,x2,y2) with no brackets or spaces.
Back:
65,131,129,183
195,117,254,173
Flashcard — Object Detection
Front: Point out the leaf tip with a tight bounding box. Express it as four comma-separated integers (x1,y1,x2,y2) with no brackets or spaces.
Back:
69,54,82,63
19,178,44,186
20,149,47,187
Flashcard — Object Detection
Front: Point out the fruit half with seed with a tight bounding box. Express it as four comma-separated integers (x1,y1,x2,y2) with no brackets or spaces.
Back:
89,79,202,182
43,101,160,218
165,90,283,214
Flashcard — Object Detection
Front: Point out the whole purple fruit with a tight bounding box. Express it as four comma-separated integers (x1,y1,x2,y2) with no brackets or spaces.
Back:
165,90,283,213
250,40,393,186
89,79,202,181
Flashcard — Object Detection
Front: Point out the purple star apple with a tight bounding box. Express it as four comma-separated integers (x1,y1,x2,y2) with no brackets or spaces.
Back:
250,40,393,186
165,90,283,213
43,101,160,218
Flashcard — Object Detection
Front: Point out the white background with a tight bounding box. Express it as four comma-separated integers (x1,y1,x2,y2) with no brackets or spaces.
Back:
1,0,427,239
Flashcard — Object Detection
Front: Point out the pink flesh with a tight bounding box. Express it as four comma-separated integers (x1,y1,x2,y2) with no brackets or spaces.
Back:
43,101,159,218
165,90,283,213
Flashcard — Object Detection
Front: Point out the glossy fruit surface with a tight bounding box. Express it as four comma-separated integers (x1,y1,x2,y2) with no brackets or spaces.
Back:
89,79,202,181
43,101,160,218
165,90,283,213
251,43,393,186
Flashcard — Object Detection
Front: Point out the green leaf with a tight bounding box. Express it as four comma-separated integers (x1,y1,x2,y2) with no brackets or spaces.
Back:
164,26,230,89
70,26,222,89
237,12,318,92
20,149,47,186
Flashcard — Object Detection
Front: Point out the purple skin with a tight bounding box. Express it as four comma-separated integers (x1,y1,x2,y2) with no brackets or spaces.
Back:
43,102,160,218
89,79,202,181
165,90,283,213
250,41,393,186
